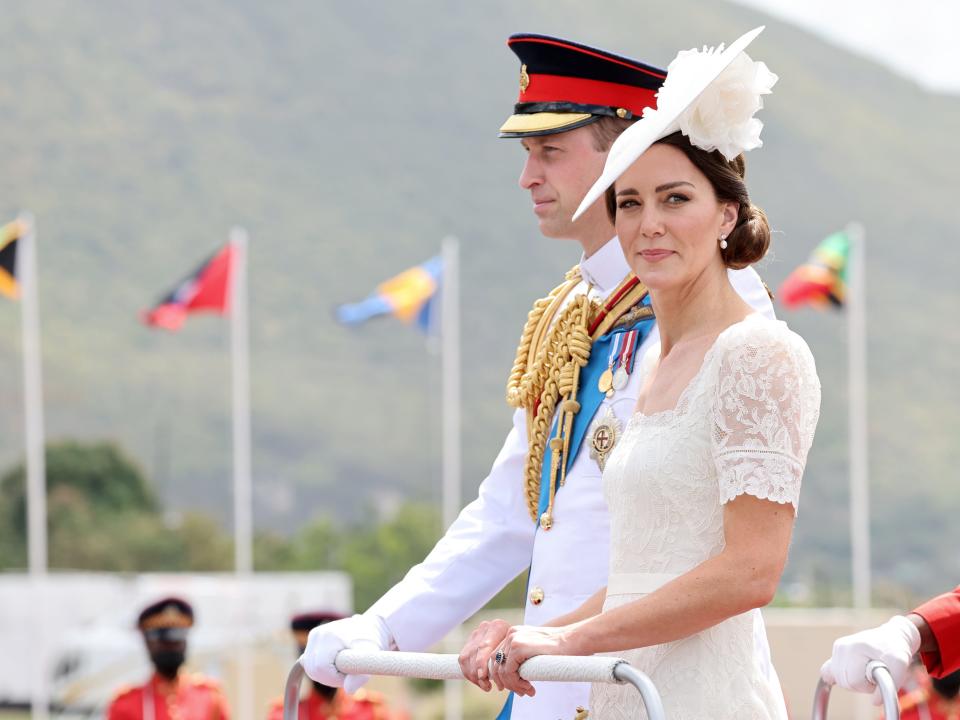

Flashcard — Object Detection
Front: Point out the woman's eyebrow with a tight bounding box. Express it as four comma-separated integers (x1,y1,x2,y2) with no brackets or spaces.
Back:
655,180,695,192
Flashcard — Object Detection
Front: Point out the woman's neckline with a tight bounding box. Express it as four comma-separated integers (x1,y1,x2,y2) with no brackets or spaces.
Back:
632,313,771,421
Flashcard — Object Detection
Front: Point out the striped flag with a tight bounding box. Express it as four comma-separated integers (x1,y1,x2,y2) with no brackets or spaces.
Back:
0,220,26,300
778,230,850,309
336,256,442,333
141,243,235,330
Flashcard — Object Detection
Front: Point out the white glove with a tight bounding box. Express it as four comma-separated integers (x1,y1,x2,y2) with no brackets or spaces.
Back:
820,615,921,704
300,614,394,694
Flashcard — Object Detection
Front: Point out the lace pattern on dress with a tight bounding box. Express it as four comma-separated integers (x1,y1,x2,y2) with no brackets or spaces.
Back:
711,320,821,515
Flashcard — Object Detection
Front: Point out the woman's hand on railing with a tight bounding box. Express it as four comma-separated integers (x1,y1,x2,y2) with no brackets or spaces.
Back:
490,624,581,697
458,618,511,692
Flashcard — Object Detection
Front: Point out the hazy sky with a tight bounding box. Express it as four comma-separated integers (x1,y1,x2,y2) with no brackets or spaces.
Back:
731,0,960,94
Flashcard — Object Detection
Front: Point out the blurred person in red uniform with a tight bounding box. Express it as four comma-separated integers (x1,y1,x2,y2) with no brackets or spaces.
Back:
821,585,960,701
897,664,960,719
107,597,230,720
267,612,403,720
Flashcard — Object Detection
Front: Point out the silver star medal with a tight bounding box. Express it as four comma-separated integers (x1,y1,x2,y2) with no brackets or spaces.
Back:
588,407,622,471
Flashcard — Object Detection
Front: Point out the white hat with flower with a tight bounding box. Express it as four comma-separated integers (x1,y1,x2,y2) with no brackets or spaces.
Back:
572,26,778,221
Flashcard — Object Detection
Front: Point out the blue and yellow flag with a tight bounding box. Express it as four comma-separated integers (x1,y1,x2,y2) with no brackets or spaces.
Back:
0,220,26,300
335,256,442,333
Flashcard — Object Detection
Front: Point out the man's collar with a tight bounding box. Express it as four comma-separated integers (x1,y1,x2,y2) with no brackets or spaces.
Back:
578,236,630,294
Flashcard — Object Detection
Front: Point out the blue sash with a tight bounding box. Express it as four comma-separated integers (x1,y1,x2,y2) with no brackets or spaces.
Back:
537,300,655,520
496,693,514,720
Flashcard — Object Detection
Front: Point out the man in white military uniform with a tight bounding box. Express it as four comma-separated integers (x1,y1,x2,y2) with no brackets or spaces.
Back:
303,34,777,719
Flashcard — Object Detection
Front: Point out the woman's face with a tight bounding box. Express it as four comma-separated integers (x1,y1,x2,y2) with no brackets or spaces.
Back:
614,143,737,292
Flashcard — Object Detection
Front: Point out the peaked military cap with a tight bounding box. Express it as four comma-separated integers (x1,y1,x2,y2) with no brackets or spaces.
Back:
499,34,667,138
138,596,194,630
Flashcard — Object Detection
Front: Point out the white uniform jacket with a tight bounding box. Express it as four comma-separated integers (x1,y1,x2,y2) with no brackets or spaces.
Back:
369,238,776,719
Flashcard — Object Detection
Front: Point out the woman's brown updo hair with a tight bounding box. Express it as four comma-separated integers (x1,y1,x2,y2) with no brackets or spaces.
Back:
604,131,771,269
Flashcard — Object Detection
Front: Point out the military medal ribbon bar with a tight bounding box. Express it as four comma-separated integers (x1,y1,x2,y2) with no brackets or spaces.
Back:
598,331,623,395
612,328,640,391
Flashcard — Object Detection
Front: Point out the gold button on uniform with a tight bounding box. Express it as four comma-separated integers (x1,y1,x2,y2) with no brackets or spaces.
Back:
529,586,545,605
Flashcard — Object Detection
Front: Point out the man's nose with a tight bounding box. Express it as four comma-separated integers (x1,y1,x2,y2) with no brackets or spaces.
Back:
518,154,542,190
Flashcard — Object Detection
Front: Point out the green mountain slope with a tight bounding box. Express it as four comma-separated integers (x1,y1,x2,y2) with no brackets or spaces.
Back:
0,0,956,597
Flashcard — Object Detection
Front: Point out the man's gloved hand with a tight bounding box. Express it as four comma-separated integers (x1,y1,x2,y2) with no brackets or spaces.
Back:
820,615,921,704
300,614,394,694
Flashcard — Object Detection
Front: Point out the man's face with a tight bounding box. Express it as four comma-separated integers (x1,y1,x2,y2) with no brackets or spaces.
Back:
144,628,188,679
518,124,609,240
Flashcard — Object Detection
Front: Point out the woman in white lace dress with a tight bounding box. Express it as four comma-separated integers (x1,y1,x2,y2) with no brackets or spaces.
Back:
481,30,821,719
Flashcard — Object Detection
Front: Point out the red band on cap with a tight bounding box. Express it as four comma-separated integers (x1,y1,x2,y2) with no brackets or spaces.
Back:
519,74,659,116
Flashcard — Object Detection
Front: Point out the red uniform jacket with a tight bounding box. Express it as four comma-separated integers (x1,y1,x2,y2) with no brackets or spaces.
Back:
915,585,960,678
266,688,402,720
107,673,230,720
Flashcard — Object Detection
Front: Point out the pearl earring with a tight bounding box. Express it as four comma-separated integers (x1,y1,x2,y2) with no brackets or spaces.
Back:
719,234,728,250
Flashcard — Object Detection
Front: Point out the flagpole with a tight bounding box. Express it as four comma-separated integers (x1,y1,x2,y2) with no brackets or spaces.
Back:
229,227,253,574
440,236,463,720
846,222,870,611
19,213,50,720
228,227,254,720
441,237,461,532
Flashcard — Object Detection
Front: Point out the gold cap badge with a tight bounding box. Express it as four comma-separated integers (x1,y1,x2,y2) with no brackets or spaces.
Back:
519,64,530,94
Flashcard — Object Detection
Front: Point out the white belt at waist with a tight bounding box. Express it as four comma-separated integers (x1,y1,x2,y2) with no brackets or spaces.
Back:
607,572,681,597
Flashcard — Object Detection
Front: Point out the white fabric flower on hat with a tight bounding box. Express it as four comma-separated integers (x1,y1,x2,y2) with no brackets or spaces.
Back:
573,27,773,222
645,45,778,161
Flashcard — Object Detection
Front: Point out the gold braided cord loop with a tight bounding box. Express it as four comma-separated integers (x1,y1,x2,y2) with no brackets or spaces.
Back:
506,296,553,407
506,267,581,409
518,291,598,520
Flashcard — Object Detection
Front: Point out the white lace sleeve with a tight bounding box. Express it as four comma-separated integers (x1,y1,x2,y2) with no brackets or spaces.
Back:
711,322,821,515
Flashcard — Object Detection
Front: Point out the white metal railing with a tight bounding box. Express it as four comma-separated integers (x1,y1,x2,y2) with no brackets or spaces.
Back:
283,651,665,720
812,660,899,720
284,652,900,720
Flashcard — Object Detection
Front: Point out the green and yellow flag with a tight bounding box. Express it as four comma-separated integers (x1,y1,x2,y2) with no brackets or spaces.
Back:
778,230,850,309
